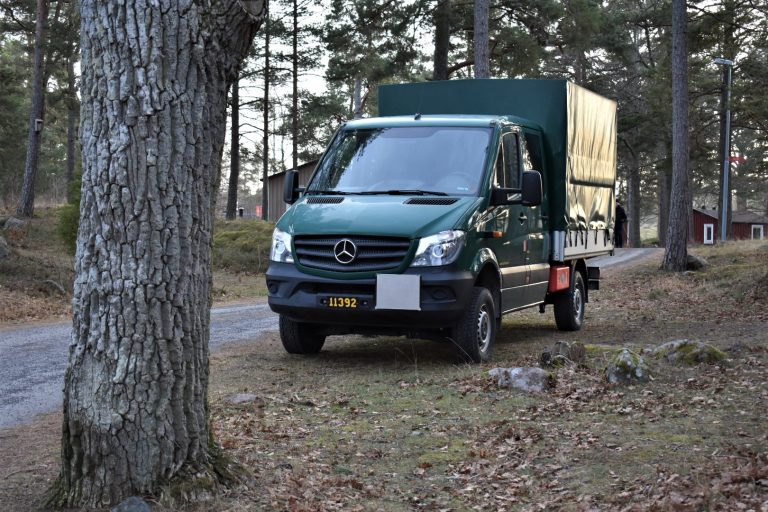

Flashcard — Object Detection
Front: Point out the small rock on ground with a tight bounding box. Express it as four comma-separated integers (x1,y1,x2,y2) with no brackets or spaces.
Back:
489,367,556,393
111,496,152,512
606,349,651,385
686,253,708,270
540,341,586,367
3,217,25,231
226,392,261,405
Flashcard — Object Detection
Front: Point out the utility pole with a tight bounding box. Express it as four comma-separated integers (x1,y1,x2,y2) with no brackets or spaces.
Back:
714,57,733,242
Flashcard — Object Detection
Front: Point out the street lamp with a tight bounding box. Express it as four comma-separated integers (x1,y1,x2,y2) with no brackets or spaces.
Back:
714,57,733,242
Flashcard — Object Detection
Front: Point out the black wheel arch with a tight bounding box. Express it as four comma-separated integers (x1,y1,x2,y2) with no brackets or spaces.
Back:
573,258,589,302
474,262,502,321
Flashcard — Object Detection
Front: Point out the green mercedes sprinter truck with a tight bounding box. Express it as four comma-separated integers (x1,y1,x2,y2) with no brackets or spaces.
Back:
266,79,617,362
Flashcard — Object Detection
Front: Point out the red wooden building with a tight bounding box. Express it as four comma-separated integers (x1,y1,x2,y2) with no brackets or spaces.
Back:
692,207,768,244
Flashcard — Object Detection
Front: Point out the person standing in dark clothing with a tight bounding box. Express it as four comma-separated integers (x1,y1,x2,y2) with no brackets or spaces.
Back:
615,202,627,248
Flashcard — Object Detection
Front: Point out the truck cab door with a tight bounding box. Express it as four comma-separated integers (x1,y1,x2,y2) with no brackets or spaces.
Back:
484,129,529,312
520,130,550,306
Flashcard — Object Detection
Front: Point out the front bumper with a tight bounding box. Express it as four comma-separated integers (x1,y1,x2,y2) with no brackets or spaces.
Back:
266,263,475,331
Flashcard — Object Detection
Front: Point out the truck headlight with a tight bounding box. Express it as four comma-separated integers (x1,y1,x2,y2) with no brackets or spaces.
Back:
270,228,294,263
411,230,465,267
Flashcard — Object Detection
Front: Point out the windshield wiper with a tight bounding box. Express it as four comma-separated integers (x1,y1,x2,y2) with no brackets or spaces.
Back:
304,190,350,195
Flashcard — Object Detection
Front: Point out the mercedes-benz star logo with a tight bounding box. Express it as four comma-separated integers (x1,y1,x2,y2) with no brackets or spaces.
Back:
333,239,357,264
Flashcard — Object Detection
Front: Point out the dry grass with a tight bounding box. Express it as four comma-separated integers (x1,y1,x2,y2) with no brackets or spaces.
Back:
1,242,767,511
0,212,271,325
194,242,766,511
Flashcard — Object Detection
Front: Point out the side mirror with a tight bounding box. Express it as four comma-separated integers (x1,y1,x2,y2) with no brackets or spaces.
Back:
520,170,542,207
489,170,543,206
283,170,300,204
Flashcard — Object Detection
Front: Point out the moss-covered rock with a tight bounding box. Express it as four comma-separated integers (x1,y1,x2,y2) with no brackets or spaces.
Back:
651,339,728,365
605,349,651,385
539,341,586,368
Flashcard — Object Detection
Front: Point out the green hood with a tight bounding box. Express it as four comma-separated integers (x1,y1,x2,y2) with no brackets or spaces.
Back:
278,196,480,239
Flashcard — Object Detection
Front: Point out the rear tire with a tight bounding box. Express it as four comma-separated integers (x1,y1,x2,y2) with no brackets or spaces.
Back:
279,316,326,354
454,287,496,363
554,269,585,331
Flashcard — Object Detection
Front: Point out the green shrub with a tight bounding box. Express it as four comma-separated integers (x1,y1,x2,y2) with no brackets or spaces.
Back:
57,176,81,255
212,219,275,274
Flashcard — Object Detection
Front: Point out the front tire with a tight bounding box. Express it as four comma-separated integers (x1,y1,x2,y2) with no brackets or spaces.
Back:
554,269,585,331
454,287,496,363
279,316,326,354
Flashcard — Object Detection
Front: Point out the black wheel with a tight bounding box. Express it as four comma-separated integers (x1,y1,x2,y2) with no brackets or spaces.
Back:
279,316,326,354
554,269,585,331
454,287,496,363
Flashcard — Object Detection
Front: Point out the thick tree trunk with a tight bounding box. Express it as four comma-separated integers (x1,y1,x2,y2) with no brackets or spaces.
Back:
66,56,77,197
353,78,363,119
662,0,689,271
433,0,451,81
657,161,671,247
262,11,270,221
292,0,299,170
627,157,641,248
49,1,265,507
16,0,49,218
473,0,490,78
226,78,241,220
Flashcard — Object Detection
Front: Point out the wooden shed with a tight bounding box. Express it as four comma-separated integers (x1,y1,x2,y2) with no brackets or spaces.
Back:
692,207,768,244
265,160,318,222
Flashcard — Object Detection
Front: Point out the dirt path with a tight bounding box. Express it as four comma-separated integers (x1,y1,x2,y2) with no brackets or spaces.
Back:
0,300,276,430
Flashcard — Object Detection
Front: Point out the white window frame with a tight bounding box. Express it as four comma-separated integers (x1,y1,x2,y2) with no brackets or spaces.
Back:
703,223,714,245
751,224,764,240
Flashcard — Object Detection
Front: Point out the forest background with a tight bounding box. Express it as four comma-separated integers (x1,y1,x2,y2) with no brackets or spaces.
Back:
1,0,766,247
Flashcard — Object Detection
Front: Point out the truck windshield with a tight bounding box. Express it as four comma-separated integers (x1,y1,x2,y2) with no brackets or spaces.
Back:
307,126,492,196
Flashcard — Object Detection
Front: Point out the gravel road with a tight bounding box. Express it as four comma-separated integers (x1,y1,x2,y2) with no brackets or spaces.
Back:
0,248,660,431
0,301,277,430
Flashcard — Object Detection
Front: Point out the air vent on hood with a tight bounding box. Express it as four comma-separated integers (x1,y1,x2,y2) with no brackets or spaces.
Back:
404,197,459,206
305,196,345,204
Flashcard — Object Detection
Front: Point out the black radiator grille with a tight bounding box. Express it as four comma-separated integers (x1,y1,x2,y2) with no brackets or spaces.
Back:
294,235,411,272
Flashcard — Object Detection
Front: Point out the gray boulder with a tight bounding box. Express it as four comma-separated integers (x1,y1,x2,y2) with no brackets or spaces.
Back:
111,496,152,512
686,253,708,270
3,217,25,231
605,349,651,385
489,367,556,393
0,236,9,262
652,339,727,365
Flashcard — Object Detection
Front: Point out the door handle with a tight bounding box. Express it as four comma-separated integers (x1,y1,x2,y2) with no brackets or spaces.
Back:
518,213,528,224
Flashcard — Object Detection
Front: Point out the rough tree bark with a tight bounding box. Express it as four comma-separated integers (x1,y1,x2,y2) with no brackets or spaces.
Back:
433,0,451,81
16,0,49,218
662,0,689,270
47,1,266,507
353,77,363,118
261,11,270,221
291,0,299,170
65,55,77,195
657,143,672,247
623,140,641,248
473,0,490,78
226,78,240,220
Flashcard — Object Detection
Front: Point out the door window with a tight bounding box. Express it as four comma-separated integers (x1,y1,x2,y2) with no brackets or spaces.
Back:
494,132,520,189
522,132,544,173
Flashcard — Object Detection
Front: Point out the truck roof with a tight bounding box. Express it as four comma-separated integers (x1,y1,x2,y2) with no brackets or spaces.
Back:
344,114,542,132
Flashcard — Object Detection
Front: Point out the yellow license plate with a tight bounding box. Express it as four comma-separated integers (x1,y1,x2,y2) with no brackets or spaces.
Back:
323,296,359,308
